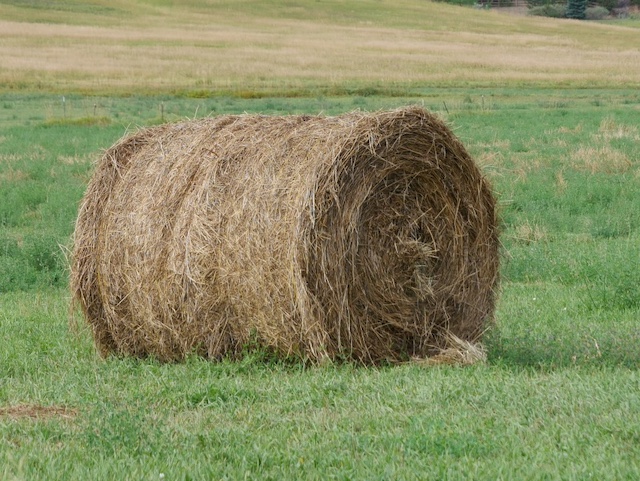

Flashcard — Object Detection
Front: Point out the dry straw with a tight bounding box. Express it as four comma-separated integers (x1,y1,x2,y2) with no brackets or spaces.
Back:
71,107,499,365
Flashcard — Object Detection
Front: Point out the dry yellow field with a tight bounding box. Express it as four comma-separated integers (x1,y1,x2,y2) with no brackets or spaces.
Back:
1,0,639,93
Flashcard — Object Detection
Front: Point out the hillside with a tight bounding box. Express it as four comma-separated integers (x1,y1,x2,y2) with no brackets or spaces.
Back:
0,0,639,94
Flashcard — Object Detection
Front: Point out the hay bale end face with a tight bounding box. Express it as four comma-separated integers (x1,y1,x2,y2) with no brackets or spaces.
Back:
71,107,499,364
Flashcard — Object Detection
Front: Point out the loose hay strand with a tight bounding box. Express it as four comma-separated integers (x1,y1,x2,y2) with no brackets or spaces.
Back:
71,107,500,365
412,333,488,366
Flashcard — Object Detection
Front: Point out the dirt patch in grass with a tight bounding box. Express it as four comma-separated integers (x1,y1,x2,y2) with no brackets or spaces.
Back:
0,404,78,421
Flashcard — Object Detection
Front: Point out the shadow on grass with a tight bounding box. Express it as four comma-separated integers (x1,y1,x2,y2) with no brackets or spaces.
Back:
485,328,640,369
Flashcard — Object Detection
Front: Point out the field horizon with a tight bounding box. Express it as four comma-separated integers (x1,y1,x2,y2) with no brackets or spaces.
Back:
1,0,640,96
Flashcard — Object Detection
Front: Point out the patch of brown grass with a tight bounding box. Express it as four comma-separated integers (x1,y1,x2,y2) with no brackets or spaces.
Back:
58,154,92,165
570,146,632,174
557,123,584,134
0,404,78,421
0,169,28,182
513,220,548,244
596,117,640,142
555,170,568,194
476,151,506,172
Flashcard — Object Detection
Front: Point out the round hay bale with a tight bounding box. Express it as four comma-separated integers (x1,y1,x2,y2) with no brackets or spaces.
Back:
71,107,499,364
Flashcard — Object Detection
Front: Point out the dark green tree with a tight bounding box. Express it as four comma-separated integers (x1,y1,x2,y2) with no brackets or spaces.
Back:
566,0,588,18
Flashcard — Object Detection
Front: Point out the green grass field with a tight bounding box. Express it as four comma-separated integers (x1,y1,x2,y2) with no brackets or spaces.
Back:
1,0,640,479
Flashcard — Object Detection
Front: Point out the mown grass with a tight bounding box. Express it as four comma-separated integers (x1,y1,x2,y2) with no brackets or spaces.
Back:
2,294,640,480
1,91,640,479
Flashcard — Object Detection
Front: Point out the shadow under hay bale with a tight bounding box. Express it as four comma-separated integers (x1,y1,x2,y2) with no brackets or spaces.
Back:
71,107,499,364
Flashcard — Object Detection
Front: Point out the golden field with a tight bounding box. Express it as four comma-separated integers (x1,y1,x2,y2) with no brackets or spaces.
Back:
1,0,639,94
